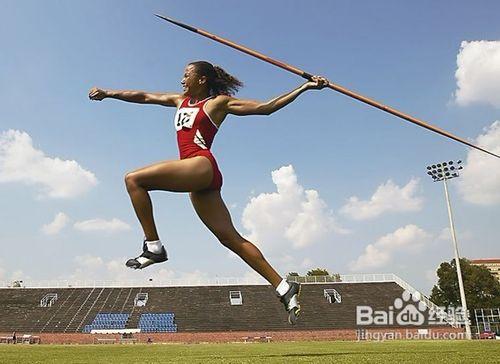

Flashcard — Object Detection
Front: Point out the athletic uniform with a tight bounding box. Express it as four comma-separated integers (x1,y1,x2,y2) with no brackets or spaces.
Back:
174,96,223,190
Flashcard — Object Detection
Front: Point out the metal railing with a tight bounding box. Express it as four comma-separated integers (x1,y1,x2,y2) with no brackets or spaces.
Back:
39,293,58,307
287,273,396,284
391,274,462,328
2,273,402,288
0,276,268,289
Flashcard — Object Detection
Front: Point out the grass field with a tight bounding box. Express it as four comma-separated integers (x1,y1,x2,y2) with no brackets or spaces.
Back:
0,340,499,364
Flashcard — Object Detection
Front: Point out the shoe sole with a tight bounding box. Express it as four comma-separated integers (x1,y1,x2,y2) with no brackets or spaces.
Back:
288,284,302,325
126,257,168,270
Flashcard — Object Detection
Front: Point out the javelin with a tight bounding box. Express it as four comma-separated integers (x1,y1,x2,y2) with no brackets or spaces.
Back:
155,14,500,159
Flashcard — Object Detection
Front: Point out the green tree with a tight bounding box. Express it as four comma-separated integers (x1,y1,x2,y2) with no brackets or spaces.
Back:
286,272,299,277
430,258,500,310
306,268,330,276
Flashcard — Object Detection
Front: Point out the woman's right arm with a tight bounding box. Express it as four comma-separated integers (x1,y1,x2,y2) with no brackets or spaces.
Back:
88,87,183,107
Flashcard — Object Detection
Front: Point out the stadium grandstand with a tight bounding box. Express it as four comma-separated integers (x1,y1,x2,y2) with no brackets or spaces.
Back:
0,274,465,344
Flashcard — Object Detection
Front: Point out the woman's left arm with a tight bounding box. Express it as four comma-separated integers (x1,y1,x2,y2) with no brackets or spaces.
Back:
223,76,329,116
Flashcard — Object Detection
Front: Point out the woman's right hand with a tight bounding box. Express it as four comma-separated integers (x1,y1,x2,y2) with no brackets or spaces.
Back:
303,76,330,90
88,87,108,101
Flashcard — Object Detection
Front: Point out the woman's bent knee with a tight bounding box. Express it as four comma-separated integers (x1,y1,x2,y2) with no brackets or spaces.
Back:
217,232,242,250
125,172,141,191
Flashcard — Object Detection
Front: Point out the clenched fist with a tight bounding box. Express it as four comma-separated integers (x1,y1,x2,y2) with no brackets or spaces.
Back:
89,87,108,101
304,76,329,90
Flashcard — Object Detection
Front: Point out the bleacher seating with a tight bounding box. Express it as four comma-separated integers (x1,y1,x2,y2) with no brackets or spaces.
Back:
138,313,177,333
0,281,444,333
82,313,130,333
0,287,141,333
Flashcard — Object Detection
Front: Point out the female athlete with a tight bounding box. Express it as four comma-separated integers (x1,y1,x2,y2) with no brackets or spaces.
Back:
89,61,329,324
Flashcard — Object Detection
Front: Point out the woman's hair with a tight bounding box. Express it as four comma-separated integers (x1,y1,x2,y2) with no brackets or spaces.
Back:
189,61,243,96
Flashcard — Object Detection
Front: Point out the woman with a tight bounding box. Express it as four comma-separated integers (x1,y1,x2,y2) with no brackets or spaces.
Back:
89,61,329,324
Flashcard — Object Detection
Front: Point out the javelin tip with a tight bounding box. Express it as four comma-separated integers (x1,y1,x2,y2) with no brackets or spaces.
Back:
154,14,170,21
154,13,198,32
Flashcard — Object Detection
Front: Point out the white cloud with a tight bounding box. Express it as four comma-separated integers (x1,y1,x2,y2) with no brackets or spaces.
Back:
10,270,24,280
438,227,473,242
285,190,347,247
340,179,423,220
75,254,104,270
457,121,500,205
0,130,98,198
350,224,431,272
275,254,296,273
438,227,452,241
69,254,208,283
241,165,347,252
0,269,30,284
242,270,267,284
42,213,132,236
454,40,500,108
425,269,438,286
74,218,131,233
41,212,70,235
300,257,314,269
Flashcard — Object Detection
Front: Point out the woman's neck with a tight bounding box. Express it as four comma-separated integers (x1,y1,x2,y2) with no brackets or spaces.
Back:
189,91,210,102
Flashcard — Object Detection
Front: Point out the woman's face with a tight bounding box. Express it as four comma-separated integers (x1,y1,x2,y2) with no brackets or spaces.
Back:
181,64,206,96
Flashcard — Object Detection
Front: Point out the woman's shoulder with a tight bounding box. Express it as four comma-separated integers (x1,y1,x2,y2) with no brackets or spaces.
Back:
209,94,235,107
214,94,232,101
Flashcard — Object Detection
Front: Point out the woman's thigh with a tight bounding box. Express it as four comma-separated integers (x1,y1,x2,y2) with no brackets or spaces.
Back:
127,156,213,192
189,190,241,242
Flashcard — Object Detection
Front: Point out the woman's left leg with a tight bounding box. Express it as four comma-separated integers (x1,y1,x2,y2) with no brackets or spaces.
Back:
125,157,214,241
190,189,282,288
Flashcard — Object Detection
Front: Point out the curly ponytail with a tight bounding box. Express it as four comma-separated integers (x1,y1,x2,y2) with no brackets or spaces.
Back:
189,61,243,96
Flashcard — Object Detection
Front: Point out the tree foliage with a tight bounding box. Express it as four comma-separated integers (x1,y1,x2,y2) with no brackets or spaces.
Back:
306,268,330,276
430,258,500,310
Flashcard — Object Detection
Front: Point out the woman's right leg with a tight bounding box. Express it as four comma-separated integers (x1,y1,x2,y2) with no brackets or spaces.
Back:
189,189,282,287
190,189,303,324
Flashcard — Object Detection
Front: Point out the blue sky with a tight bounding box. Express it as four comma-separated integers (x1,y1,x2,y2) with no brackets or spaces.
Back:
1,1,499,294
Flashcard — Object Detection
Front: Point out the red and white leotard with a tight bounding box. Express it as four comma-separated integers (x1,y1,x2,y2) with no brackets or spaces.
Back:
174,96,223,190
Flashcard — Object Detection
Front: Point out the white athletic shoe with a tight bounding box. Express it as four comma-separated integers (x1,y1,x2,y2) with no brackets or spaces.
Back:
279,282,302,325
125,241,168,269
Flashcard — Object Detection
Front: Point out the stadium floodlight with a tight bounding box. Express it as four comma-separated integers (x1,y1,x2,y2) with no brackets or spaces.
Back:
425,159,471,339
426,160,463,183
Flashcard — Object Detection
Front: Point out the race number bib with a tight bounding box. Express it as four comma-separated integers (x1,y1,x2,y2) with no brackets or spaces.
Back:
174,107,199,130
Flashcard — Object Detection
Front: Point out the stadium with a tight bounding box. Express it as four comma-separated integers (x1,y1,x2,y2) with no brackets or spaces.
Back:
0,274,471,340
2,274,499,362
0,273,463,344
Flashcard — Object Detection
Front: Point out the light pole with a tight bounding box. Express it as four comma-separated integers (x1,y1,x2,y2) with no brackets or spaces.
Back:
426,160,471,339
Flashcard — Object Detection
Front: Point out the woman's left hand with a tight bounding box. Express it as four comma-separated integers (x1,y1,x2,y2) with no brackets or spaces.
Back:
304,76,330,90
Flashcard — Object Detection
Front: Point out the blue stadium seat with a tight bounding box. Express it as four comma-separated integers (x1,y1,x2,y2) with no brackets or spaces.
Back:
82,312,131,332
138,312,177,333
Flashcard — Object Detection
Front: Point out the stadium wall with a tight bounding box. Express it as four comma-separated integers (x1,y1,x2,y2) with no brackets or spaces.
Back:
0,282,446,333
0,275,465,342
0,327,464,344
